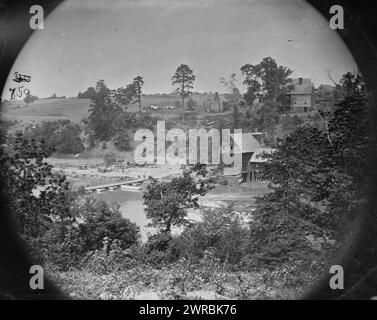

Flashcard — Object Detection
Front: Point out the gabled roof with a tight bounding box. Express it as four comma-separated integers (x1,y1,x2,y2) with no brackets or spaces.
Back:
230,132,262,154
290,78,314,95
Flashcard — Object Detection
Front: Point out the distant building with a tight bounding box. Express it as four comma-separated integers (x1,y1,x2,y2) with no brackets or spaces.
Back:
247,147,274,182
229,132,274,183
288,78,315,113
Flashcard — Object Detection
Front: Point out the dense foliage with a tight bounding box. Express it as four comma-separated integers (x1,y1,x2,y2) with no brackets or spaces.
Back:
143,172,208,233
23,93,39,105
24,119,84,154
1,133,140,271
0,134,71,239
78,87,96,99
241,57,293,109
250,80,370,266
2,68,374,299
86,79,157,151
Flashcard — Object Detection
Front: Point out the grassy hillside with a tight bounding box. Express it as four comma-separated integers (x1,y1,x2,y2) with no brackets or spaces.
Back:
1,98,90,124
1,93,226,126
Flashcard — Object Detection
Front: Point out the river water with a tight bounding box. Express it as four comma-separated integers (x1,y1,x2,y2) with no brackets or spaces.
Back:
92,189,151,241
68,177,260,243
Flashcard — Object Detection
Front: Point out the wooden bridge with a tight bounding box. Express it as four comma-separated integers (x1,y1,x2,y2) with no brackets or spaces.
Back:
85,178,145,192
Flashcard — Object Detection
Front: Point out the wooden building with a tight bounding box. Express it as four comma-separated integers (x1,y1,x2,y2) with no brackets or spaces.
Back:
228,132,274,183
243,147,274,182
288,78,315,113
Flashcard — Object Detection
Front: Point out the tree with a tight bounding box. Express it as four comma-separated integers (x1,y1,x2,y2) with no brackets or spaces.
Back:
132,76,144,112
214,92,221,112
143,172,208,233
329,95,369,186
71,196,140,251
241,57,293,108
55,124,85,154
250,75,371,265
111,84,135,108
220,73,242,109
0,133,71,239
87,80,121,141
281,115,305,136
243,88,256,109
23,93,38,105
78,87,96,99
174,100,181,109
250,125,341,265
186,97,197,111
172,64,196,119
232,104,241,130
114,131,132,152
25,120,85,154
340,72,366,98
254,101,280,145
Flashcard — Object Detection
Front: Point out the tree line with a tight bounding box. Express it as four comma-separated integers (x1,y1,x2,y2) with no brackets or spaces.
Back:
0,69,374,301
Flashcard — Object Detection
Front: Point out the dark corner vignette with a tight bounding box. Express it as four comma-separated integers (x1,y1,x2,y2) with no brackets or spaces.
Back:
0,0,65,299
0,0,376,302
303,0,377,300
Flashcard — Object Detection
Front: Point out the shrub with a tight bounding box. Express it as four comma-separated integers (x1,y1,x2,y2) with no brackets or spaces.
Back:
114,131,132,152
83,242,137,275
71,196,141,252
103,152,116,163
186,98,197,111
145,232,173,252
23,94,38,104
134,232,174,267
169,206,249,266
24,120,84,154
28,195,141,271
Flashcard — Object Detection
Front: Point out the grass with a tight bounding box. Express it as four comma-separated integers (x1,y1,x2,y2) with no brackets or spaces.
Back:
2,98,90,124
47,260,317,300
1,93,228,125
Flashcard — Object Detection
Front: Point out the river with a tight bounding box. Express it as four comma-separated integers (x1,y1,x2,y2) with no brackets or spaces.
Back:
92,189,151,241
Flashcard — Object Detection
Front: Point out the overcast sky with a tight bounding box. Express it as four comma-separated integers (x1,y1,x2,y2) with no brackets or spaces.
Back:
2,0,358,98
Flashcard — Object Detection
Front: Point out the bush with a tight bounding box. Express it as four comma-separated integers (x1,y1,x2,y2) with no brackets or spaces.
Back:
134,232,174,267
56,124,85,154
23,94,38,104
145,232,172,252
114,131,132,152
103,152,116,163
24,120,84,154
169,206,249,266
186,98,197,111
174,100,181,109
83,241,137,274
72,196,141,253
78,87,96,99
28,195,141,271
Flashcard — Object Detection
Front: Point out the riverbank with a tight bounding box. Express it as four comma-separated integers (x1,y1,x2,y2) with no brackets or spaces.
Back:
48,157,184,188
48,156,270,241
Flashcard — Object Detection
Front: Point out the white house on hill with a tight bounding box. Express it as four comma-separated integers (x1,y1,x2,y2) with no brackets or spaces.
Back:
289,78,315,112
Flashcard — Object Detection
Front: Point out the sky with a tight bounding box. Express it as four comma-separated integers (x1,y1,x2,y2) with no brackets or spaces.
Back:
2,0,358,99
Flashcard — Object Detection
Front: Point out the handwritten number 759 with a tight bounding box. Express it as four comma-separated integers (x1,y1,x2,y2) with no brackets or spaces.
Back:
9,86,30,99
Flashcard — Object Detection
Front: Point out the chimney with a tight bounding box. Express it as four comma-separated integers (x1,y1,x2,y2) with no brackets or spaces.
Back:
299,77,303,85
